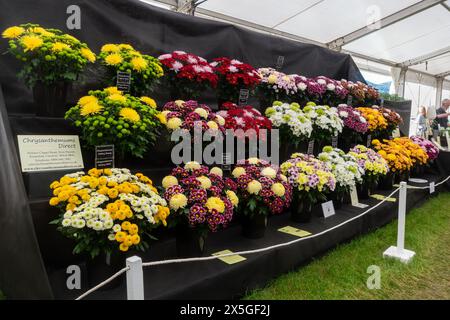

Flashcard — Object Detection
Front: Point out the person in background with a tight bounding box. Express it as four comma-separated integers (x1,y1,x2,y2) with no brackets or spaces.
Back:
416,106,428,137
433,99,450,129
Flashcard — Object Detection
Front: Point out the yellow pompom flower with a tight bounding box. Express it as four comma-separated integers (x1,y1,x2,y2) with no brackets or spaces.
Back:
226,190,239,207
128,224,139,235
104,87,122,95
167,117,182,130
197,176,212,189
21,35,43,52
107,94,127,104
271,183,286,197
207,121,218,130
205,197,225,213
80,101,103,116
140,96,157,108
51,42,70,52
115,231,127,243
210,167,223,177
49,197,59,206
232,167,246,178
120,107,140,122
108,188,119,199
247,180,262,195
248,158,260,165
169,193,188,210
162,175,178,189
101,44,119,53
216,115,225,126
2,26,25,39
184,161,201,171
104,53,123,65
156,112,168,125
131,56,148,72
78,95,97,106
119,243,129,252
261,167,277,179
80,47,96,62
194,108,208,119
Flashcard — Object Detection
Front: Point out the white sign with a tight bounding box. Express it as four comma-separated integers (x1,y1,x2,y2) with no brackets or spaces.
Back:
18,135,84,172
321,201,336,218
350,186,369,208
430,182,435,194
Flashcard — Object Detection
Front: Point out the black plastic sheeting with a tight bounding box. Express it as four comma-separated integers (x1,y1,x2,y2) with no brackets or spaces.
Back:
0,0,364,114
384,100,412,136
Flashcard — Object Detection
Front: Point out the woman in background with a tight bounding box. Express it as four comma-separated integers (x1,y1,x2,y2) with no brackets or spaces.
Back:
416,106,428,137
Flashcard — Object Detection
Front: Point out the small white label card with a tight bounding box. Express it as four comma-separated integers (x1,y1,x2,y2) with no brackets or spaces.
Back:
332,135,338,148
350,186,369,208
321,201,336,218
18,135,84,172
430,182,435,194
307,140,315,155
238,89,250,106
276,55,285,70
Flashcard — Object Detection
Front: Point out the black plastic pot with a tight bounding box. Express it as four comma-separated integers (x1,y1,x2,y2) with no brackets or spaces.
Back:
290,195,313,223
86,252,124,290
379,172,395,190
329,192,344,210
411,165,425,178
176,225,207,258
395,171,410,183
241,214,268,239
33,81,71,117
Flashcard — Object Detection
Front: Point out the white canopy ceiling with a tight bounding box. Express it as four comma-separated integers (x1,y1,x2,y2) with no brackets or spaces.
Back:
144,0,450,83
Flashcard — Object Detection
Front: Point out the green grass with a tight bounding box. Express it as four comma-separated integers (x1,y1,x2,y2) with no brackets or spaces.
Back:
245,193,450,300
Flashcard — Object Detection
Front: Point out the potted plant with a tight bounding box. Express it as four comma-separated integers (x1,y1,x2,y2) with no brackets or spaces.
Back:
98,43,163,96
314,76,348,108
162,163,238,257
210,57,261,108
256,68,297,112
394,137,429,181
49,168,170,288
281,153,336,223
356,107,388,142
348,145,389,199
2,23,96,116
265,101,313,161
410,136,439,177
158,50,218,100
231,158,292,239
337,104,369,151
65,87,162,162
372,105,403,139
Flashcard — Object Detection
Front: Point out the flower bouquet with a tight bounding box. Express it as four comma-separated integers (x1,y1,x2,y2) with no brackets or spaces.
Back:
257,68,297,110
315,76,348,107
98,43,163,96
302,102,344,151
49,168,169,286
281,153,336,222
2,23,96,116
348,145,389,198
210,57,261,108
265,101,313,160
158,51,217,100
65,87,162,160
231,158,292,238
162,162,238,256
337,104,369,150
318,146,363,208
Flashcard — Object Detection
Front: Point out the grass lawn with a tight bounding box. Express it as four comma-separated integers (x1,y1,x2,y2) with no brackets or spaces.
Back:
245,193,450,300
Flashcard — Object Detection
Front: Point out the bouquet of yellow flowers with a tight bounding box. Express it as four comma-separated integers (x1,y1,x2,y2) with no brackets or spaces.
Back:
2,23,95,87
98,43,163,95
356,107,388,133
65,87,162,158
49,168,170,258
371,139,413,172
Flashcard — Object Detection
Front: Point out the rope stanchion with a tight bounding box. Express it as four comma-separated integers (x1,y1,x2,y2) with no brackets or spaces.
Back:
75,266,129,300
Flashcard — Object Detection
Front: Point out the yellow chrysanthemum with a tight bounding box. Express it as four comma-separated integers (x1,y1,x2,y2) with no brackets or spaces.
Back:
207,121,218,130
104,53,123,65
247,180,262,195
197,176,212,189
107,94,127,104
2,26,25,39
119,107,140,122
248,158,260,165
78,95,97,106
162,176,178,189
156,111,169,125
80,101,103,116
261,167,277,179
131,56,148,72
80,47,96,62
205,197,225,213
118,44,133,50
101,44,119,53
232,167,246,178
104,87,122,95
169,193,188,210
271,183,286,197
226,190,239,207
194,108,208,119
167,117,182,130
21,35,43,52
30,27,54,37
51,42,70,52
216,115,225,126
140,96,157,108
210,167,223,177
184,161,201,171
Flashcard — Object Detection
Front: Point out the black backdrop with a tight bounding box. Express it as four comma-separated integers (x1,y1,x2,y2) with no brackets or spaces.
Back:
0,0,365,299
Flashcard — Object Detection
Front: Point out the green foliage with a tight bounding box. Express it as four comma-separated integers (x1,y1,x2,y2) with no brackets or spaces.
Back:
380,92,405,102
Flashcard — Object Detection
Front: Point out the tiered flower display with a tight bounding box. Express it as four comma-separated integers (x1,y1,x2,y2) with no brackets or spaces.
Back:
159,100,225,136
302,102,343,141
341,80,379,106
257,68,297,107
98,43,163,95
315,76,348,107
162,162,238,233
2,23,96,87
410,136,439,161
211,57,261,106
65,87,162,158
49,168,170,257
280,153,336,206
217,102,272,140
265,101,313,146
356,107,388,135
232,158,292,216
371,139,414,173
158,51,217,99
348,145,389,184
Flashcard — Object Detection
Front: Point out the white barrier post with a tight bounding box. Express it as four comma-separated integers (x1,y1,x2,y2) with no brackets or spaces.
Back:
126,256,144,300
383,182,416,263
